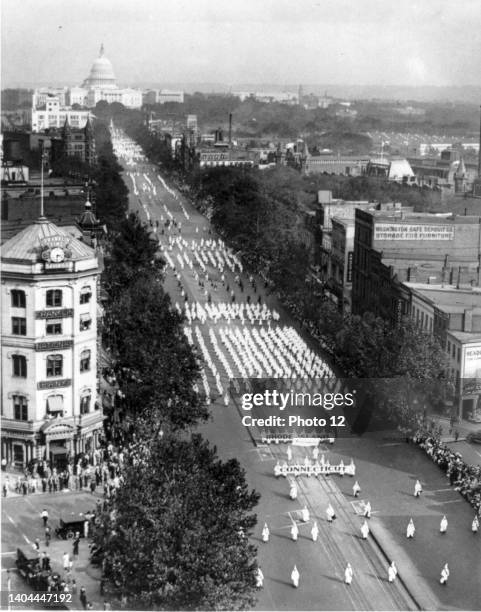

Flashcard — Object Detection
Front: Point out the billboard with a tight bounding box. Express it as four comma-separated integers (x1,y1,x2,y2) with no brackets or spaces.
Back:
374,223,454,241
463,345,481,379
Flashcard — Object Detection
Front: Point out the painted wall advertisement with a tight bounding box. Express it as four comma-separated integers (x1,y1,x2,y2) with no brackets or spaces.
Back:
463,345,481,393
374,224,455,241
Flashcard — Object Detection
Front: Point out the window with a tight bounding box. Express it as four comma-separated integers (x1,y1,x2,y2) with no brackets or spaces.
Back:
457,348,461,363
13,395,28,421
452,344,456,358
80,287,92,304
46,355,63,377
46,395,64,418
12,355,27,377
46,320,62,335
11,290,26,308
11,317,26,335
79,314,92,331
46,289,62,307
80,394,91,415
447,341,451,354
80,349,91,372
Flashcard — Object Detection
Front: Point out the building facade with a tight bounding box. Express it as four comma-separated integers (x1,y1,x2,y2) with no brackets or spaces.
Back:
1,217,103,468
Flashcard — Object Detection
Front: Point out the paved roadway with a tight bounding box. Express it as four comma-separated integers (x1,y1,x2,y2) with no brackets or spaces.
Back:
113,131,481,611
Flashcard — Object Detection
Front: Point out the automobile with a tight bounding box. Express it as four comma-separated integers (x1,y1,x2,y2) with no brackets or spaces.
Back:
55,516,86,539
467,430,481,444
16,547,40,581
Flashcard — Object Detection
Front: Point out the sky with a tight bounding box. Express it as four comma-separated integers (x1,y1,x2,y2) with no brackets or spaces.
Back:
2,0,481,89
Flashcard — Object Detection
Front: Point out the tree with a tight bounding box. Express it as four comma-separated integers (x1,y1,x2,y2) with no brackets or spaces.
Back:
98,433,260,610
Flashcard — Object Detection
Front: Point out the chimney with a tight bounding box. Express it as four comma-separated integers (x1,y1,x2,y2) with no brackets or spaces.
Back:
464,309,473,332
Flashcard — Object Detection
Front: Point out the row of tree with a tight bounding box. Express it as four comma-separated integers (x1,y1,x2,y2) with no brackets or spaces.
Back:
95,146,260,607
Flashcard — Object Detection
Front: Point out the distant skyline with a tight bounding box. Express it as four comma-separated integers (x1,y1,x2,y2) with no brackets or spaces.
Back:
2,0,481,90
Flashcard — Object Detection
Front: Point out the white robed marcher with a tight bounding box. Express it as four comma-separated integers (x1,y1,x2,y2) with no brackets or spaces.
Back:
440,563,449,585
301,506,310,522
414,480,422,497
352,481,361,497
406,518,415,539
291,565,300,588
440,515,448,534
344,563,353,585
262,523,270,543
360,520,370,540
363,501,372,519
256,567,264,588
311,521,319,542
326,504,336,523
291,522,299,541
287,446,292,461
312,446,319,460
472,516,479,533
289,482,298,500
388,562,397,583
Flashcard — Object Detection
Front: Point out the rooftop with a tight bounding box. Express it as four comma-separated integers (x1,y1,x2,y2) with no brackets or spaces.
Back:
1,217,95,263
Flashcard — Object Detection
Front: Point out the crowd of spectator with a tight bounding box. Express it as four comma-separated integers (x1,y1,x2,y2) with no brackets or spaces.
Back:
412,430,481,514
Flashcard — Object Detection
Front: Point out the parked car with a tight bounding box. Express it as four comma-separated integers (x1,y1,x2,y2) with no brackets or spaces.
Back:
55,517,85,539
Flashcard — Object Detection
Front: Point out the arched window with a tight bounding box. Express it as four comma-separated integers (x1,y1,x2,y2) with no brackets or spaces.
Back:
11,290,26,308
80,349,91,372
80,314,92,331
12,355,27,377
46,289,62,307
46,354,63,377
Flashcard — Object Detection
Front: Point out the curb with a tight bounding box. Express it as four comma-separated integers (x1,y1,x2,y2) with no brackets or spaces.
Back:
369,520,440,611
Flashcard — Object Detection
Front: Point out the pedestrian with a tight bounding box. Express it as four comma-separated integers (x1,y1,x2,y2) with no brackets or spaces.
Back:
256,567,264,588
79,587,88,610
312,446,319,460
290,522,299,541
262,523,270,543
388,561,397,583
286,446,292,461
41,551,47,570
414,480,422,497
2,483,7,497
440,563,449,585
301,506,310,522
352,481,361,497
363,501,372,519
73,538,79,558
344,563,353,585
62,552,70,571
440,515,448,534
45,525,51,547
44,553,51,572
291,565,300,588
472,516,479,534
360,520,370,540
34,537,40,551
41,508,49,526
311,521,319,542
84,519,89,539
406,518,415,539
289,482,297,500
326,503,336,523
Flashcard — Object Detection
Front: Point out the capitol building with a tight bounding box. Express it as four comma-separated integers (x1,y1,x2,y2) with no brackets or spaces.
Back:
68,44,143,109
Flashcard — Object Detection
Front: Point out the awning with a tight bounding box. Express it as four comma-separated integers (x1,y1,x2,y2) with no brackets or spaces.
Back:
47,396,64,413
80,314,91,322
80,287,91,295
49,446,67,455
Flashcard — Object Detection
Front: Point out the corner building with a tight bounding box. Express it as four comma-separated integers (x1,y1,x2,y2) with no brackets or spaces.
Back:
1,217,103,468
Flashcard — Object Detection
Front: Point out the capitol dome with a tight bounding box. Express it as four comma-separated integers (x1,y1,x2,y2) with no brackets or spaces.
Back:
83,44,117,89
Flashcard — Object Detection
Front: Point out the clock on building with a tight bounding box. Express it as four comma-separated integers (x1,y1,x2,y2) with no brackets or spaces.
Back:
50,247,65,263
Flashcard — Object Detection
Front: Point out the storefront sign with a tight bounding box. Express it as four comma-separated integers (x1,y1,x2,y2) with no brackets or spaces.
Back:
37,379,72,390
35,340,73,352
374,224,454,241
35,309,73,319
